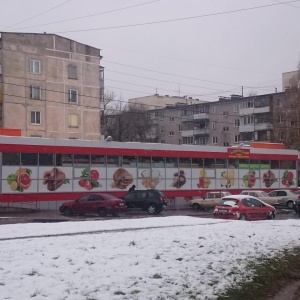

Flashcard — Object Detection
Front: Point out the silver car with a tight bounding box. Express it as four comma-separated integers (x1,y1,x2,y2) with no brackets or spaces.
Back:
268,190,300,209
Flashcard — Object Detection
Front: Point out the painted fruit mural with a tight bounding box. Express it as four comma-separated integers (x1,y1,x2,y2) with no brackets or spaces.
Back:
78,168,101,190
7,168,32,192
220,168,235,188
197,169,211,188
243,170,256,188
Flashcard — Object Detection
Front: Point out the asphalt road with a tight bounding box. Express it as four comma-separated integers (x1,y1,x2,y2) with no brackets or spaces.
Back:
0,206,298,225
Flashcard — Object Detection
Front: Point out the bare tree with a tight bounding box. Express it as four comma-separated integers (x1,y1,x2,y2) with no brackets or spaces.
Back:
103,101,158,142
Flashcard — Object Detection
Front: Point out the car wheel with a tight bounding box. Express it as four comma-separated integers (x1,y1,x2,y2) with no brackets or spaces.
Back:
267,212,275,220
239,214,247,221
192,203,200,210
287,201,294,209
147,204,157,215
63,207,72,216
98,208,107,217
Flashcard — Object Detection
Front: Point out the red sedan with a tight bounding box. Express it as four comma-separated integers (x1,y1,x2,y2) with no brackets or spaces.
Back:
213,195,276,221
59,193,127,217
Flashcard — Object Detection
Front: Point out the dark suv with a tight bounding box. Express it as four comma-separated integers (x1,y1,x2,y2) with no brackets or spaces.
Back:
294,200,300,217
122,189,167,215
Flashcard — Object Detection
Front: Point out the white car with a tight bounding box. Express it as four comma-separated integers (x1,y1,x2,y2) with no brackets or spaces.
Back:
268,190,300,209
240,190,282,206
190,191,232,210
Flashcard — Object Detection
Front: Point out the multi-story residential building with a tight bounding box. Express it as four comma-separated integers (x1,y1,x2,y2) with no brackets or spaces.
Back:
128,94,204,110
282,70,300,89
0,32,104,140
149,92,286,147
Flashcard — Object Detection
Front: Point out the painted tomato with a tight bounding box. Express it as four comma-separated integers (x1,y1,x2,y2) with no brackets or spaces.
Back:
288,172,294,179
84,180,93,190
90,170,99,180
79,179,88,187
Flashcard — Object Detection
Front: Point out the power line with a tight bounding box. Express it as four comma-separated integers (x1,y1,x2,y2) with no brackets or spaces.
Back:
0,81,293,126
104,60,242,87
10,0,161,31
1,0,72,31
52,0,300,34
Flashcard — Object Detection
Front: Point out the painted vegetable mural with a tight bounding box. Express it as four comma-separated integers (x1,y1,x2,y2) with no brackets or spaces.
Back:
281,170,295,187
78,168,102,190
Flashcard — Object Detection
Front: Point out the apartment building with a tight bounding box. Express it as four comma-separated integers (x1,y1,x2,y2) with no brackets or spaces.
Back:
150,92,286,146
129,94,205,110
0,32,104,140
282,70,300,89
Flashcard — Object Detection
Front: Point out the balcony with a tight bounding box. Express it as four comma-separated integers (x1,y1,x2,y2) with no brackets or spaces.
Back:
181,128,209,137
193,113,209,120
239,124,255,133
239,106,270,116
182,113,209,122
253,123,273,131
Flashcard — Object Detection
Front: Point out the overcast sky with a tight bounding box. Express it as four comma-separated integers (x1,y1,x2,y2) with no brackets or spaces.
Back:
1,0,300,102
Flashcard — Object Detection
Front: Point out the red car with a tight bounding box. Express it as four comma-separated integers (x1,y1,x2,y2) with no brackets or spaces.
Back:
59,193,127,217
213,195,276,221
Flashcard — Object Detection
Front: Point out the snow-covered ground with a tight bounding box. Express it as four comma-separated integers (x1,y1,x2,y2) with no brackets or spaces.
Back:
1,216,300,300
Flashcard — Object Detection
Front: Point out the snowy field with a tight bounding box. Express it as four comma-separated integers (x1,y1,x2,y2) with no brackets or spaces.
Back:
1,216,300,300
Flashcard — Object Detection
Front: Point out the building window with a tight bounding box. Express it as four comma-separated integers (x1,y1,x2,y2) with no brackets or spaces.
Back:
100,88,104,103
278,115,283,123
178,125,182,132
30,86,41,100
277,99,282,107
234,135,240,143
68,89,78,103
234,104,239,112
199,137,207,145
211,121,216,130
69,114,79,127
31,111,41,125
169,117,174,122
68,65,77,79
178,139,182,145
241,115,254,125
223,127,229,131
223,142,229,146
234,119,240,127
169,131,174,136
223,111,229,116
30,60,41,74
213,136,218,144
211,106,216,114
160,126,165,133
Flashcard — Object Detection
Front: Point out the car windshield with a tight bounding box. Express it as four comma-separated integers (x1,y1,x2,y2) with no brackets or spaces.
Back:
260,191,269,197
218,199,238,207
